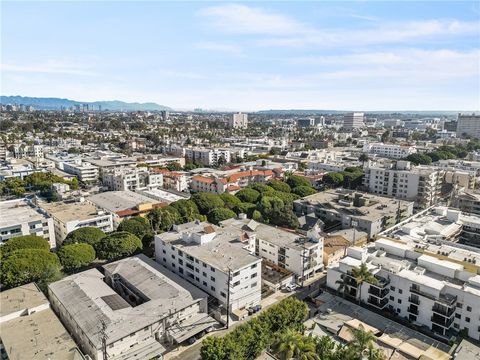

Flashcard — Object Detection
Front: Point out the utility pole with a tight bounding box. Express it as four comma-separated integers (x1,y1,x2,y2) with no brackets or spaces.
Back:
226,268,231,329
100,320,108,360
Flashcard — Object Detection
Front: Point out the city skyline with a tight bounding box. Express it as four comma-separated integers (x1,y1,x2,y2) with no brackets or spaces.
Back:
1,1,479,111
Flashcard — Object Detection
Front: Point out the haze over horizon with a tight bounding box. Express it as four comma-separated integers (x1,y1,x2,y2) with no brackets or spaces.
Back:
1,1,479,111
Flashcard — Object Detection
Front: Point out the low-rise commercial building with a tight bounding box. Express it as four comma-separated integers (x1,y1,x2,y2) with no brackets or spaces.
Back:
0,198,55,247
49,255,216,360
294,189,414,238
39,199,113,244
155,220,262,311
0,283,85,360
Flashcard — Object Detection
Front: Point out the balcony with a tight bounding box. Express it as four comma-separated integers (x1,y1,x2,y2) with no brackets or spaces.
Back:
407,305,419,315
368,286,389,298
431,314,454,328
432,304,455,317
408,296,420,305
367,296,388,309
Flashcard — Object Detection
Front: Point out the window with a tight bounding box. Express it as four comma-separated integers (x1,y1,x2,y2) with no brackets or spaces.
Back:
202,272,207,277
179,268,183,274
389,296,394,301
251,264,257,269
398,289,403,294
457,303,463,309
211,267,216,272
211,276,215,282
454,323,459,329
455,314,461,319
220,292,226,298
178,259,183,265
172,263,175,268
211,286,216,291
397,299,402,304
466,317,471,323
178,250,183,256
251,273,257,279
233,271,240,277
163,257,166,262
251,282,257,288
467,306,472,312
203,281,207,286
390,286,395,291
171,254,175,259
203,263,207,268
195,276,199,282
195,268,199,273
162,249,166,254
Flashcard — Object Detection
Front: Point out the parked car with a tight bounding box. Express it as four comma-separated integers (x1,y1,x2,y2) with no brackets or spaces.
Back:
286,283,297,292
187,336,196,345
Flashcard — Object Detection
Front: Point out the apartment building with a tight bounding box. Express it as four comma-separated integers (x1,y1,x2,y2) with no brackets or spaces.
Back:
363,161,445,209
151,168,189,192
12,144,44,158
39,199,113,244
362,142,417,159
457,113,480,139
155,220,262,311
454,189,480,215
343,112,364,129
327,238,480,340
185,148,231,166
102,166,163,191
294,189,414,238
230,112,248,129
0,198,55,248
434,159,480,176
222,217,324,283
191,170,274,195
49,255,216,360
0,283,85,360
62,160,99,182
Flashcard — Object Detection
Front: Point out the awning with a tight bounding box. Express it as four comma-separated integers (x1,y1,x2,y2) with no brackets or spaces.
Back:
168,313,219,344
113,338,166,360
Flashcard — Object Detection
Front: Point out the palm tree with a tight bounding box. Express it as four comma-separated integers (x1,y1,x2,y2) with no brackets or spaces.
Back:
349,324,377,355
359,153,370,166
351,263,378,304
315,336,336,360
271,329,318,360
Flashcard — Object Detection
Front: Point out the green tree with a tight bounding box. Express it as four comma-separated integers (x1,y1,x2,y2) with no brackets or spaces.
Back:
96,231,142,261
292,186,317,197
314,336,337,360
64,227,106,247
235,188,260,203
201,337,226,360
0,235,50,256
235,202,257,217
272,329,318,360
405,153,432,165
147,206,181,232
166,162,182,171
171,199,203,223
287,175,312,189
208,208,237,225
1,249,61,289
191,192,225,215
351,263,378,304
359,153,370,166
252,210,263,222
57,243,96,272
220,193,242,210
348,324,378,357
322,172,344,188
251,183,275,195
267,180,291,193
118,216,152,239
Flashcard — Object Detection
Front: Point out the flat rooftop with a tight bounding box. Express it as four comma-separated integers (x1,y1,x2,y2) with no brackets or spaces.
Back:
157,221,261,271
48,254,207,348
221,218,319,251
0,199,49,229
0,308,85,360
0,283,48,318
87,190,161,212
139,188,189,204
297,189,412,221
39,200,104,222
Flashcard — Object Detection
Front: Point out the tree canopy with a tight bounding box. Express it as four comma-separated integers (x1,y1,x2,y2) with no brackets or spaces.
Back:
208,208,237,225
95,231,142,261
292,186,317,197
287,175,312,189
117,216,152,240
170,199,203,223
192,192,225,215
235,188,260,203
57,243,96,273
267,179,291,193
64,227,106,247
0,235,50,256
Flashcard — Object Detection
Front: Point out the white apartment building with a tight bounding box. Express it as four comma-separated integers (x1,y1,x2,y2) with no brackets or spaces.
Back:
0,198,55,248
362,142,417,159
343,112,364,129
62,160,99,182
363,161,444,209
103,166,163,191
13,144,44,158
49,255,217,360
185,148,231,166
294,190,414,238
222,218,324,283
230,112,248,129
39,199,113,244
155,220,262,311
434,159,480,176
327,238,480,340
457,113,480,139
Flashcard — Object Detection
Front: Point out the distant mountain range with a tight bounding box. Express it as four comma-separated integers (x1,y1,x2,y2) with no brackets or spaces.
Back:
0,96,171,111
257,109,463,116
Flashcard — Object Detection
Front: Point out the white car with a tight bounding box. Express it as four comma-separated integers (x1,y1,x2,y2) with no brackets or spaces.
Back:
285,284,297,292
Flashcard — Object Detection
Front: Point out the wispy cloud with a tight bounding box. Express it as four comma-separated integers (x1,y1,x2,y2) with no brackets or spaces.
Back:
0,60,99,76
199,4,479,48
195,41,242,55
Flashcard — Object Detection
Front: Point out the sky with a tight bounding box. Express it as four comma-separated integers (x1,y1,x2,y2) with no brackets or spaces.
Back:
1,1,479,111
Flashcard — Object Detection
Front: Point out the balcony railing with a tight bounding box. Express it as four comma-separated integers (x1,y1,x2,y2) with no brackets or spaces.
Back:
368,287,389,298
431,315,454,328
407,306,419,315
408,296,420,305
432,304,455,317
367,296,388,309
